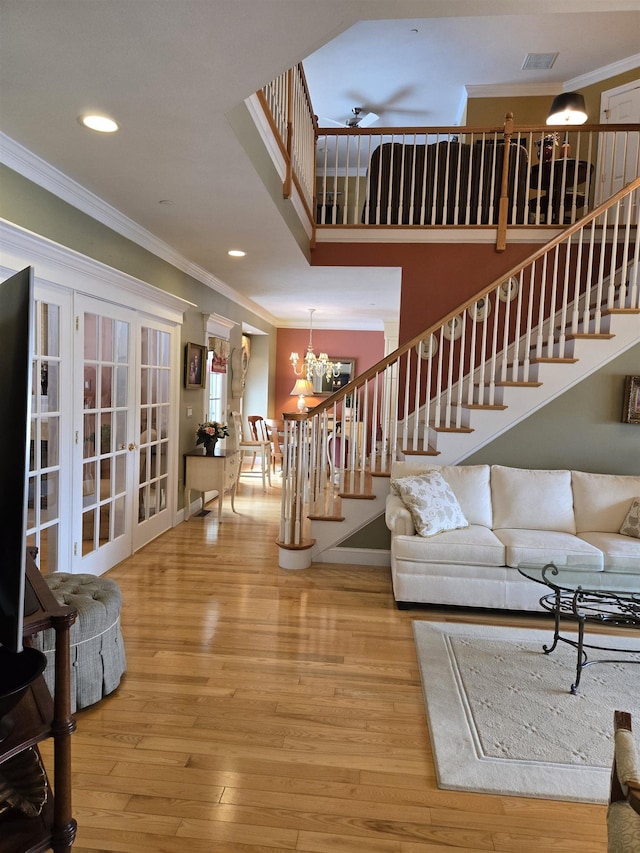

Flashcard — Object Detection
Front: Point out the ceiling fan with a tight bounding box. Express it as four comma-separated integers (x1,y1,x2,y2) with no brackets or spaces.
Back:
319,106,380,128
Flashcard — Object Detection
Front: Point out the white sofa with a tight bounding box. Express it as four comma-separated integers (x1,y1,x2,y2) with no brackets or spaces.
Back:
385,463,640,610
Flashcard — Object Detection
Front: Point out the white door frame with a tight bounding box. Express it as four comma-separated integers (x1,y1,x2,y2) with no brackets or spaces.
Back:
595,78,640,206
1,220,189,574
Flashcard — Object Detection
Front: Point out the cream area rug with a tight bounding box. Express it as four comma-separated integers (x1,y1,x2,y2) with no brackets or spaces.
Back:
413,621,640,803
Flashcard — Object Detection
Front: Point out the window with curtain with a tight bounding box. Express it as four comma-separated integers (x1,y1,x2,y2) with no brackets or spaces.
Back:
208,336,230,373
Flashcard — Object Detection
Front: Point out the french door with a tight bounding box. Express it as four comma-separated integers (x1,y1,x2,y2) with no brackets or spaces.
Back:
74,297,175,574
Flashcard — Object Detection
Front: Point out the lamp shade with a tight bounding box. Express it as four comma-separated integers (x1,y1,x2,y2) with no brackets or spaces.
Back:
290,379,313,397
546,92,587,126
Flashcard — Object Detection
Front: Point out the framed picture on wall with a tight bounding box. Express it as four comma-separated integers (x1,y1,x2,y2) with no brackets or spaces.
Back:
312,358,355,396
622,375,640,424
185,342,206,390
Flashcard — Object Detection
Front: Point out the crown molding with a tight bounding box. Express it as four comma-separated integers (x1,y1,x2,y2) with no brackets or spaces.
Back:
0,132,279,327
0,218,194,324
564,53,640,90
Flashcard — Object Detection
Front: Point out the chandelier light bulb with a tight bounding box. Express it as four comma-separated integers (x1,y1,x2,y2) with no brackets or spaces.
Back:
289,309,341,382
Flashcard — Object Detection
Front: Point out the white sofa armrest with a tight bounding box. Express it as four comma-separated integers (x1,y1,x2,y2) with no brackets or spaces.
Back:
385,494,416,536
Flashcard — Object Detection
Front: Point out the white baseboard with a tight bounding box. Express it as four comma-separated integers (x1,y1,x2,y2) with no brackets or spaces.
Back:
314,547,391,567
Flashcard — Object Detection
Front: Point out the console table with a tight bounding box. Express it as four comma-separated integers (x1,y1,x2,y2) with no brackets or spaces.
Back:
518,562,640,693
184,449,239,521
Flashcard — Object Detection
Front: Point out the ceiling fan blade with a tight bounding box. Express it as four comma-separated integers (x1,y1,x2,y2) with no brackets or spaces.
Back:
358,111,379,128
318,117,345,128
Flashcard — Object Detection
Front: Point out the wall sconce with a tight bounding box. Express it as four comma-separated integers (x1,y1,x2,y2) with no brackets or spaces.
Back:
546,92,588,125
290,379,314,413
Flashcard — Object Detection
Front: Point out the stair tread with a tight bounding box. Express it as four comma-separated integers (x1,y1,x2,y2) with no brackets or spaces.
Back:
494,380,543,387
337,493,377,501
431,425,474,433
402,446,440,456
565,333,615,340
530,357,579,364
462,403,508,410
308,513,345,521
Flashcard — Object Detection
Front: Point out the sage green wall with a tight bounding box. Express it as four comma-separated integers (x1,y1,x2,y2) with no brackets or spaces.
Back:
0,165,277,505
465,343,640,476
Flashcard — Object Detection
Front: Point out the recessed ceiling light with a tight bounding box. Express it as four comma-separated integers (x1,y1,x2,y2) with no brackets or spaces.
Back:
79,114,119,133
228,249,246,257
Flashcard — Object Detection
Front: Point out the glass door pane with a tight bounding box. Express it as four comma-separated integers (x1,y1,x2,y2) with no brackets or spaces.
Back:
27,300,63,573
79,305,132,570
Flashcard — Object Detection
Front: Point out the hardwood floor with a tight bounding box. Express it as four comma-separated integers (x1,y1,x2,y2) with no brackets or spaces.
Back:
48,474,609,852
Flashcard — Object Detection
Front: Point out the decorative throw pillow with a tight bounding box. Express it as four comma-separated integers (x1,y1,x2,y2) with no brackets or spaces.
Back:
390,467,435,496
392,470,469,538
620,497,640,539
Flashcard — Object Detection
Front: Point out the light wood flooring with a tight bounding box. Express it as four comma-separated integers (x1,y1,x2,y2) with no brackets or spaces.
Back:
48,471,610,852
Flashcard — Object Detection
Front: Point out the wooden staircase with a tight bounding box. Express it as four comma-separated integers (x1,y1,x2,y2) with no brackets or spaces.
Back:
277,178,640,569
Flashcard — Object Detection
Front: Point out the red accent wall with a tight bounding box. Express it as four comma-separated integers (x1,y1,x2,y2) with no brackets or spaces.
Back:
276,327,384,418
311,242,538,344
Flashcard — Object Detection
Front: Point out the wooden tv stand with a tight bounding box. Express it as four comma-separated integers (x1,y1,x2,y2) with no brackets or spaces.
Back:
0,552,77,852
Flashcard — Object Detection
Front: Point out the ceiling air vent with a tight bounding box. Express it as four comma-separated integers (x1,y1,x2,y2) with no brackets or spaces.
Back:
522,53,558,71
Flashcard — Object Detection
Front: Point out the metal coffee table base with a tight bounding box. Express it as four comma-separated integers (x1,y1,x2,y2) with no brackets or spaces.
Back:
540,588,640,694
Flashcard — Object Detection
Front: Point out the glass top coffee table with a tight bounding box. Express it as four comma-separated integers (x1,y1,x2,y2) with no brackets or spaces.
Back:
518,562,640,693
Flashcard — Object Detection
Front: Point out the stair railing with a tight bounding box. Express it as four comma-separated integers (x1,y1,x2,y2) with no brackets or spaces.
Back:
277,177,640,565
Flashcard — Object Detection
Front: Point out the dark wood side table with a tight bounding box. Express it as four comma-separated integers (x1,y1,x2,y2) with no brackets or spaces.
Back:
529,158,593,224
0,551,77,852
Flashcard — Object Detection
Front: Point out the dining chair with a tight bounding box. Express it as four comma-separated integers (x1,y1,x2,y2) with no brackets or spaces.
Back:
231,411,271,492
269,426,284,474
327,428,350,485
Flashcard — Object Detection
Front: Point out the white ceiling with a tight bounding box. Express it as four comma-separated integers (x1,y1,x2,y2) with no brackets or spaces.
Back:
1,1,638,330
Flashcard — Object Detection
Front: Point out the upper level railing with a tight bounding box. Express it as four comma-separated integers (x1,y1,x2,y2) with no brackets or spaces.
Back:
276,178,640,555
315,122,639,243
259,65,640,250
258,64,316,222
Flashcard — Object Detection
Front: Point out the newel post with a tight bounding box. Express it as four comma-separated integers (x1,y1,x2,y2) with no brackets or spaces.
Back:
277,414,315,569
496,111,514,252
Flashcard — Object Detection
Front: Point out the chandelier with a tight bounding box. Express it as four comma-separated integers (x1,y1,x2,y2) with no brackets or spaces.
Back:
289,309,341,381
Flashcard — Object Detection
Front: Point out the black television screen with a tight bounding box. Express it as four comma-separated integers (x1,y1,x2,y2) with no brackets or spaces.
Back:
0,267,34,653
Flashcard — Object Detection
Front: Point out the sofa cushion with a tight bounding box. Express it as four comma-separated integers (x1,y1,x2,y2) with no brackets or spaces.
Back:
620,497,640,539
491,466,575,533
392,470,469,537
493,528,603,569
572,472,640,534
391,463,492,527
392,524,505,567
578,532,640,573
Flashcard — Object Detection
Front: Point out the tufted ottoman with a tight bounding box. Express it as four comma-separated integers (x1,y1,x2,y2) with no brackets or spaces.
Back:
31,573,126,713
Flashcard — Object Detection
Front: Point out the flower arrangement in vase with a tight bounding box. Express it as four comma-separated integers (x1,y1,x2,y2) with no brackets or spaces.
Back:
196,421,229,455
535,132,559,162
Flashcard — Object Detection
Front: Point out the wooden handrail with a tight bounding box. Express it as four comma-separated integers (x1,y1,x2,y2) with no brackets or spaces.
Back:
316,122,639,135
